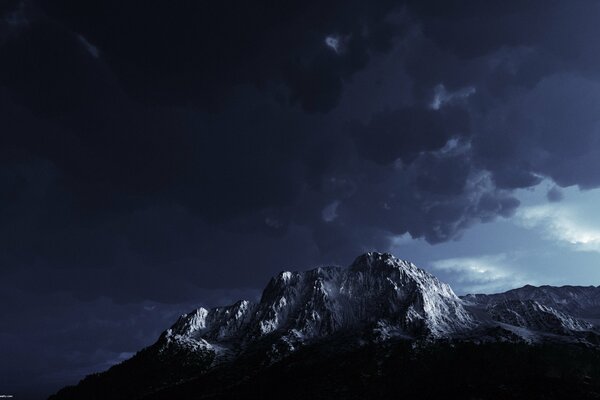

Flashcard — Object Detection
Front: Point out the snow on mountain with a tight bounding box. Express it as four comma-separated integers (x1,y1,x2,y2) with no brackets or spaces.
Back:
486,299,594,334
158,252,475,359
153,253,600,363
462,285,600,339
49,252,600,400
463,285,600,318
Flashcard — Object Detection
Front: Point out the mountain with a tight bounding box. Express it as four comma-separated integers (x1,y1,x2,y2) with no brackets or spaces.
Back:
49,253,600,400
462,285,600,343
463,284,600,318
164,252,474,356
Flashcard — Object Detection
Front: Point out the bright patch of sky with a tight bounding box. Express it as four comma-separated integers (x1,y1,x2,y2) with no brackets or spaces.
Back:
391,181,600,295
430,253,530,295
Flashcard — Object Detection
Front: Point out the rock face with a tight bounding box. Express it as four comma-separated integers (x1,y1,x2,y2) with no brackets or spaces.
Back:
160,252,475,361
486,299,594,334
463,285,600,318
462,285,600,340
49,252,600,400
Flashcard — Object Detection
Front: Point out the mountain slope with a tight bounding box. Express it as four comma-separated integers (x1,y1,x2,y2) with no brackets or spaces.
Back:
160,252,475,363
49,253,600,400
463,284,600,317
463,285,600,341
487,299,594,333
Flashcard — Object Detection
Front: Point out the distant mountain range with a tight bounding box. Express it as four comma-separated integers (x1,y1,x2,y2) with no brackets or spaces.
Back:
50,252,600,400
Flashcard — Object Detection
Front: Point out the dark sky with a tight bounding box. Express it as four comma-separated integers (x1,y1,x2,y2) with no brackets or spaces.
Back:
3,1,600,398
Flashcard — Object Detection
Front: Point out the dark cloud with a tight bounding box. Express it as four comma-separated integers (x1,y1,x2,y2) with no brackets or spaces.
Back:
35,0,402,112
4,1,600,397
352,105,470,165
0,0,595,304
472,74,600,190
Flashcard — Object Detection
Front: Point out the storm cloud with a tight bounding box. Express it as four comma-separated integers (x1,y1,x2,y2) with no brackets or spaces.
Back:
3,1,600,397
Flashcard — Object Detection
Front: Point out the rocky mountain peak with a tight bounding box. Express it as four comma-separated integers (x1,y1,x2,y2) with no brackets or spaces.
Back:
49,253,600,400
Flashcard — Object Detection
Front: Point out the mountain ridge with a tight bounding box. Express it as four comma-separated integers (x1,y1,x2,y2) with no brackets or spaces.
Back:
49,252,600,400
